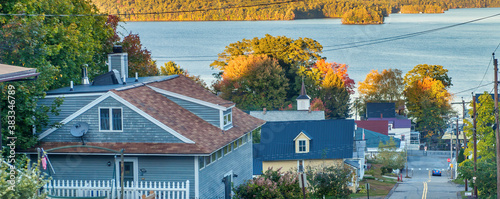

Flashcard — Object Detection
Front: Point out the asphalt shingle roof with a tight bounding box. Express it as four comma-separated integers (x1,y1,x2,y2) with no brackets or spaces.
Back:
36,75,265,154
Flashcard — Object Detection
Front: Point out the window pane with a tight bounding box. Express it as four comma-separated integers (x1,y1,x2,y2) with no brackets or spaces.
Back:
218,150,223,159
233,141,238,149
299,140,306,152
100,108,110,130
228,145,232,152
223,146,228,155
211,153,216,162
205,156,211,165
223,115,228,125
238,138,242,146
228,114,231,122
112,109,122,130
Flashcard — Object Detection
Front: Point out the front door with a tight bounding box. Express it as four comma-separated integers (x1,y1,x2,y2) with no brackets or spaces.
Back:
224,175,231,199
116,157,138,186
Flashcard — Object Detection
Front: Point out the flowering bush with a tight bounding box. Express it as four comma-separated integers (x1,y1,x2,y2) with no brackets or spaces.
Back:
0,156,50,199
233,168,303,199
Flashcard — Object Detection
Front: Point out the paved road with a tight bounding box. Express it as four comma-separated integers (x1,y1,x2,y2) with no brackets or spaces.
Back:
387,151,465,199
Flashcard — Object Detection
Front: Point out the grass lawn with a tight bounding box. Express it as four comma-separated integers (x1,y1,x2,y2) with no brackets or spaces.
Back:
350,164,397,198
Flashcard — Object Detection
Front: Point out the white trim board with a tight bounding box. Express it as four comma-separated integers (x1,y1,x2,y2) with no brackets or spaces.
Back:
43,93,105,98
37,91,195,144
147,85,232,111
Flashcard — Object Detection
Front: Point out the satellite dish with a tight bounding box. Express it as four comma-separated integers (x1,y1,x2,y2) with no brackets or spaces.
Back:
70,122,89,137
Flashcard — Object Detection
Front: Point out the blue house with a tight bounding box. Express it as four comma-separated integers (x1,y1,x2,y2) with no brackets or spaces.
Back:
355,127,401,157
253,120,354,175
30,52,265,198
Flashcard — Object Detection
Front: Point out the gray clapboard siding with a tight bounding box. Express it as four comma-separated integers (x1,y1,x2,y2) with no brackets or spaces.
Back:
199,138,253,198
38,95,100,132
42,97,183,143
138,156,195,197
161,94,221,128
40,155,115,181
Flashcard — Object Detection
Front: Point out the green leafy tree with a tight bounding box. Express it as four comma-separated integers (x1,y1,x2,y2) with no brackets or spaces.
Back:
458,157,497,197
0,0,116,149
214,54,289,110
377,137,406,173
160,61,207,88
404,65,452,140
0,156,50,198
160,61,185,75
305,165,354,198
463,92,495,160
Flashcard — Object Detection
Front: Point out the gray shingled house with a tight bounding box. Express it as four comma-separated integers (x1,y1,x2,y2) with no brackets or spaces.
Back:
29,51,264,198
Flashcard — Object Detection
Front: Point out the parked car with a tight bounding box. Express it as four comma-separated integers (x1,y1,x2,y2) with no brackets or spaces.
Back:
432,169,441,176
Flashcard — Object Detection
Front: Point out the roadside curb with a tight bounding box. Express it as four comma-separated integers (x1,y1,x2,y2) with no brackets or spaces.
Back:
384,182,400,199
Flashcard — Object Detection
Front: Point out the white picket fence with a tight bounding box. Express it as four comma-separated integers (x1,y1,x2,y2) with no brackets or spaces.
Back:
44,179,189,199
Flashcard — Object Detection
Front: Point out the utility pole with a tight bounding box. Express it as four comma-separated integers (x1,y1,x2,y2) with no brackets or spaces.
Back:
493,53,499,198
455,117,459,179
473,93,478,197
462,97,468,191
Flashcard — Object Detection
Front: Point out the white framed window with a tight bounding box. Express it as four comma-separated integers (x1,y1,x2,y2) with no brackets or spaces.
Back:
99,107,123,131
298,140,306,152
223,113,232,126
217,149,223,160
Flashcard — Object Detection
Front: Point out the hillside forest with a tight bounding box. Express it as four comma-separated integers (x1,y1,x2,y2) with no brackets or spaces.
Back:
91,0,500,24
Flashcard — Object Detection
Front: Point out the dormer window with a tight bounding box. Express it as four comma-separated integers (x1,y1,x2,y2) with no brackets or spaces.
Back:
99,107,123,131
223,112,232,126
293,131,312,153
298,140,306,152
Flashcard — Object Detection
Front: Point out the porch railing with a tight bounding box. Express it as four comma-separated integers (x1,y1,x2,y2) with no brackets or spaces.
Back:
44,179,189,199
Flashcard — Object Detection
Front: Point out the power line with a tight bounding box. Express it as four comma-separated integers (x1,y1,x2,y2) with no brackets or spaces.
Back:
454,82,494,95
322,12,500,52
0,0,303,17
473,43,500,93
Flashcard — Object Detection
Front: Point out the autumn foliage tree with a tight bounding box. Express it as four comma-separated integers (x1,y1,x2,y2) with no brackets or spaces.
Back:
212,34,322,99
296,59,354,118
214,54,289,110
404,76,452,139
357,69,405,118
121,32,159,76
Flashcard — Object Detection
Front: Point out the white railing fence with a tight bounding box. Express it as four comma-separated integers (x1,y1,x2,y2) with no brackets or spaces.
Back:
44,179,189,199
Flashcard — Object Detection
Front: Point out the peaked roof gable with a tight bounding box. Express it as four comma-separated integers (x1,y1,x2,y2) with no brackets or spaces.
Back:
293,131,313,141
148,75,235,108
355,120,389,135
37,91,194,143
112,85,265,153
147,85,232,111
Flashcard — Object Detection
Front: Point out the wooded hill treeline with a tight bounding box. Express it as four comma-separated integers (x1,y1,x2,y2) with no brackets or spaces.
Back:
91,0,500,24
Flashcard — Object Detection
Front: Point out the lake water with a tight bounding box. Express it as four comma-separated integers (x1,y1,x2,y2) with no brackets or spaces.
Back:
120,8,500,104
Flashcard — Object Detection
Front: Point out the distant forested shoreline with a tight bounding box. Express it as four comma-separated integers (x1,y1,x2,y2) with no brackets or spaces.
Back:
91,0,500,24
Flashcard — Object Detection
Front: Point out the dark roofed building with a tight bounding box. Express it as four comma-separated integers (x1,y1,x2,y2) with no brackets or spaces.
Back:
366,102,396,118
